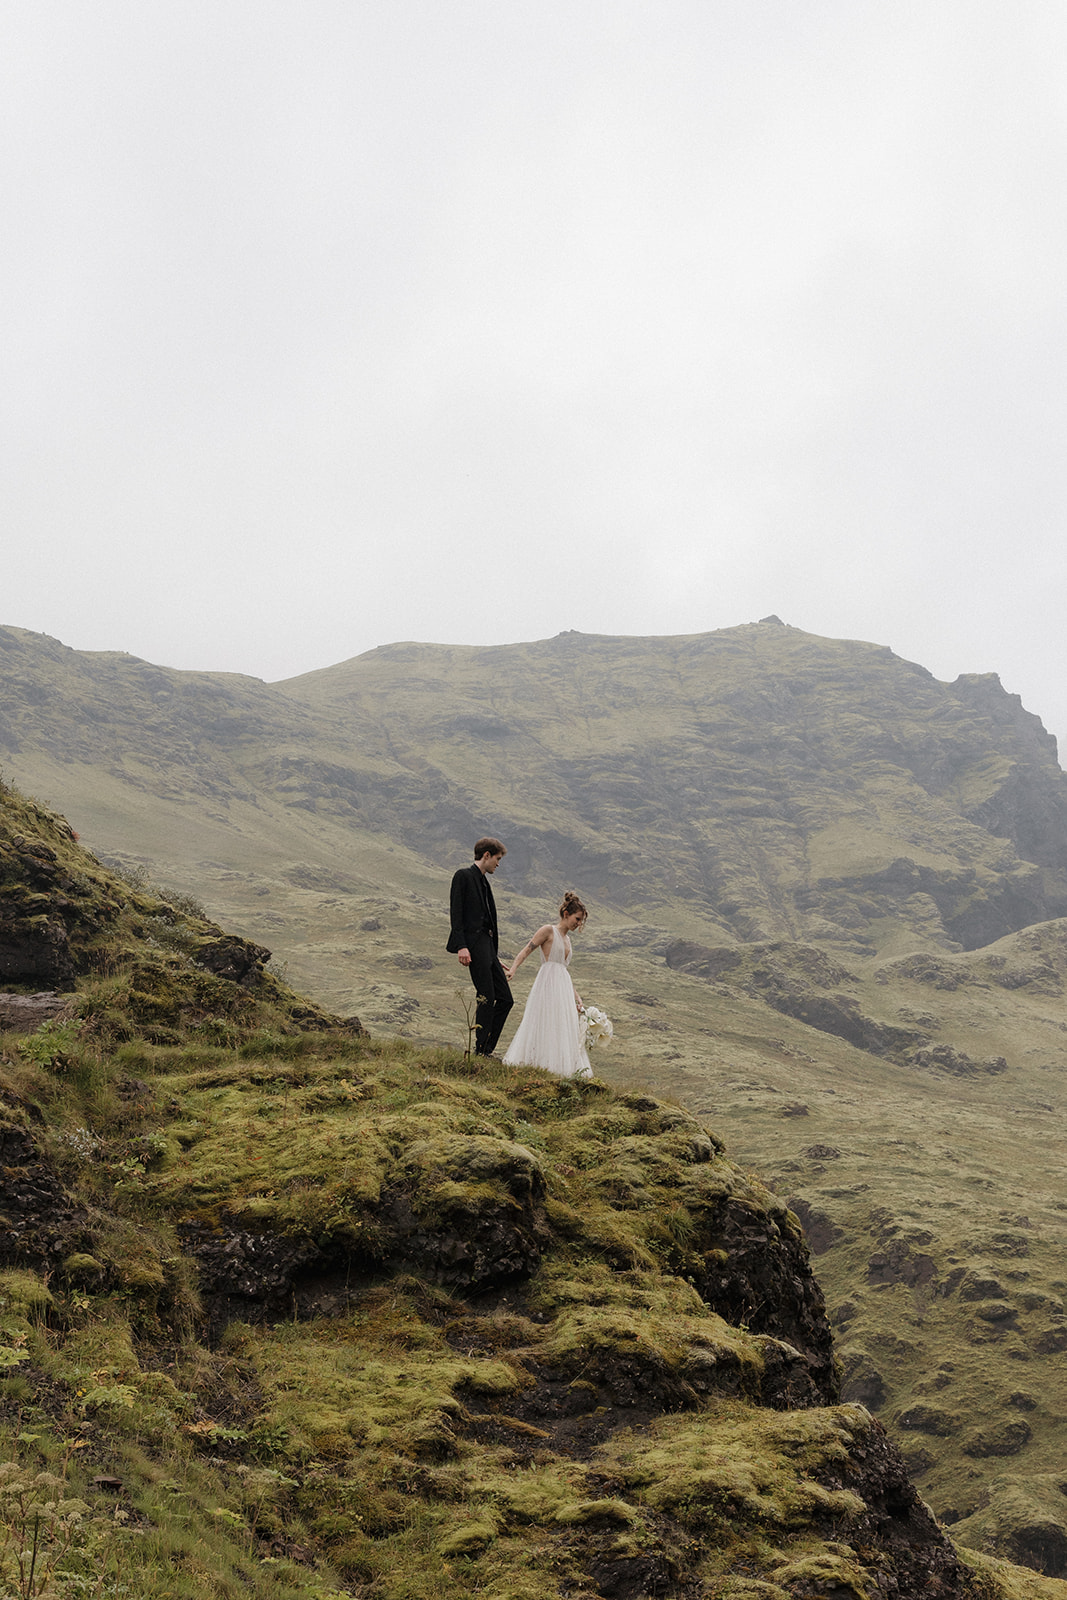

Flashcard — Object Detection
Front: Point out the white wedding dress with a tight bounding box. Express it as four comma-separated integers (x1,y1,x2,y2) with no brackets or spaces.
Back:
503,926,592,1078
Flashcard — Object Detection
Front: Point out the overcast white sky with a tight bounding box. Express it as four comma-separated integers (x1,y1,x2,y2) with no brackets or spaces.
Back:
3,2,1067,750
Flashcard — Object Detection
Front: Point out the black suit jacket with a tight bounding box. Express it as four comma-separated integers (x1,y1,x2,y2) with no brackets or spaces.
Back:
447,863,499,954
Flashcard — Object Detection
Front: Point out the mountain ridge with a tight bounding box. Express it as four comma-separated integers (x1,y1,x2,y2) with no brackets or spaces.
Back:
5,618,1067,953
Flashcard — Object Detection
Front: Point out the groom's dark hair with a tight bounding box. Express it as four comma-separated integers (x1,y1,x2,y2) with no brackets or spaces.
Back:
474,837,506,860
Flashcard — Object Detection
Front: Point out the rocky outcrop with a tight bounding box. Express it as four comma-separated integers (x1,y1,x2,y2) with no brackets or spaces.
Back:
687,1189,837,1402
827,1419,977,1598
0,784,361,1037
0,1028,1042,1597
176,1219,326,1338
0,917,75,989
175,1101,838,1412
0,1122,92,1268
193,934,272,987
0,814,119,987
0,990,71,1030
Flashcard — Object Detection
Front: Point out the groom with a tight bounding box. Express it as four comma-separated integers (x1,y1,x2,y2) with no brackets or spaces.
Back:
447,836,513,1056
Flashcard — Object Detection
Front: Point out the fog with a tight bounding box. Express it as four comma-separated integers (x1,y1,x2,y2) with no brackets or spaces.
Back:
4,2,1066,750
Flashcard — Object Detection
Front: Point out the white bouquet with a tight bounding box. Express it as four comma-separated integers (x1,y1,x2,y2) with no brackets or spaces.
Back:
580,1005,613,1047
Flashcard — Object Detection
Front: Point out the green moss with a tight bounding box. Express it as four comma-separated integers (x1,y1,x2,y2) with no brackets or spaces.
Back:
552,1497,639,1527
437,1518,497,1555
958,1545,1067,1599
767,1550,869,1597
0,1267,54,1319
535,1293,764,1407
0,1023,1050,1600
599,1402,868,1539
0,770,1057,1597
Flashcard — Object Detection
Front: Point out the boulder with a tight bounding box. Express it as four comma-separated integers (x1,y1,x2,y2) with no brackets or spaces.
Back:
0,991,71,1031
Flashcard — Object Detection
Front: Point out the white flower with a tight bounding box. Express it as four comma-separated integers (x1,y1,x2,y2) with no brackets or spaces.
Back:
582,1005,613,1046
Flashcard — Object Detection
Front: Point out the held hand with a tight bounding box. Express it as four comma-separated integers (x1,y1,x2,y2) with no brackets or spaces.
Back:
458,948,472,968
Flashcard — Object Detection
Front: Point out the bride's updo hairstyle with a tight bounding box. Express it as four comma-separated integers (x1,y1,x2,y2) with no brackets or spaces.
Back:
559,891,587,923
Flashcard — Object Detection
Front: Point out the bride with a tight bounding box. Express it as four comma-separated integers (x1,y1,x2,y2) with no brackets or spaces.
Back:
502,892,591,1078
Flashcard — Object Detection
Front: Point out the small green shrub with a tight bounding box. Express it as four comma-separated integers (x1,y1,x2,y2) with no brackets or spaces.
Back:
17,1019,79,1071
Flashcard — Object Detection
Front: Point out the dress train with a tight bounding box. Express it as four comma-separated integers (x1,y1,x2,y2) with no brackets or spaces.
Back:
503,926,591,1078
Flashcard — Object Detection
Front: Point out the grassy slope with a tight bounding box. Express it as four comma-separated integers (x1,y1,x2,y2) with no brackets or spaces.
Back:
10,1036,1054,1600
631,930,1067,1572
5,784,1062,1598
3,621,1067,1572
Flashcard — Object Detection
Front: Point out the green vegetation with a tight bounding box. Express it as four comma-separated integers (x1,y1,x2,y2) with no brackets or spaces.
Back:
647,927,1067,1573
2,784,1064,1595
3,1026,1056,1599
4,620,1067,1581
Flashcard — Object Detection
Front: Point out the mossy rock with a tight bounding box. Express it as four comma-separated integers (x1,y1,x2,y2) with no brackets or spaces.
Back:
0,1267,54,1317
896,1403,960,1437
963,1420,1033,1459
61,1252,104,1284
437,1519,498,1556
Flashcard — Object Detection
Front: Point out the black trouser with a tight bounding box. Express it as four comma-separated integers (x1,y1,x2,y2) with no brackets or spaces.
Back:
467,936,513,1055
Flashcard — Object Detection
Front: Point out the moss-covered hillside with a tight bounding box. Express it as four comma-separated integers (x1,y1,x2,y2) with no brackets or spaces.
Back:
1,792,1064,1596
653,926,1067,1576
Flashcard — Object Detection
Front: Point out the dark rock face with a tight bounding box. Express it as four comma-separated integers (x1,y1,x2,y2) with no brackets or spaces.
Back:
586,1550,675,1599
0,1122,91,1267
378,1181,546,1290
827,1419,975,1598
688,1193,838,1405
177,1219,326,1340
751,1334,831,1410
180,1137,551,1339
0,914,75,989
385,1134,550,1291
194,935,272,986
0,832,91,990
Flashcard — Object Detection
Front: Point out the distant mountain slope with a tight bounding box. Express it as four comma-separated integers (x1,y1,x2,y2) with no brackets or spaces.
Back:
4,619,1067,959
